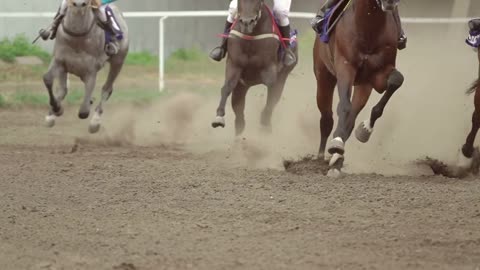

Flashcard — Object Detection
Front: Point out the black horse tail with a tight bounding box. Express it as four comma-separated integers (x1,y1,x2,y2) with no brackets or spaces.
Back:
467,78,480,95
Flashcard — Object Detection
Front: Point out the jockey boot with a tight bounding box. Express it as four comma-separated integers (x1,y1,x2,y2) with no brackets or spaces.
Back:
96,8,124,56
39,10,64,40
209,21,233,62
279,25,297,67
394,8,407,50
311,0,338,34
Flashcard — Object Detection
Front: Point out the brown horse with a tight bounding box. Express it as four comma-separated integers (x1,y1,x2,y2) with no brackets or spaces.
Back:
314,0,404,176
211,0,298,135
458,49,480,169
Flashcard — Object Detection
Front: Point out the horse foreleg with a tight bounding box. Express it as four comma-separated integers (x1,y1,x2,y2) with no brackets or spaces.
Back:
79,73,97,121
43,61,62,128
231,84,249,136
260,75,287,133
89,58,125,134
315,61,336,160
212,64,242,128
362,69,404,139
459,89,480,169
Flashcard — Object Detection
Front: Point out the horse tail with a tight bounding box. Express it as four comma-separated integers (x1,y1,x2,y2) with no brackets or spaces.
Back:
467,78,480,95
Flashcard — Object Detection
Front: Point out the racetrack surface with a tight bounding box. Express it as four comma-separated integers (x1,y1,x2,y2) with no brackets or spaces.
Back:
1,28,480,269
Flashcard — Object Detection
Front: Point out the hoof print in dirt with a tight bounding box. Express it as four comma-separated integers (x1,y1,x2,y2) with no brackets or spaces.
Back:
113,263,137,270
283,156,330,176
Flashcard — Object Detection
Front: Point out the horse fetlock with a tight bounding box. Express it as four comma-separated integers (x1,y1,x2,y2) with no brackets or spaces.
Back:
387,70,404,90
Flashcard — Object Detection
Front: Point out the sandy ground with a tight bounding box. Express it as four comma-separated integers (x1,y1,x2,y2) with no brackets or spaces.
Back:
1,26,480,269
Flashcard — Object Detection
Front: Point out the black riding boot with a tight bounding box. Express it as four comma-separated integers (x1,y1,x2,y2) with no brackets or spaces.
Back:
311,0,339,33
210,21,233,62
279,25,296,67
394,8,407,50
39,10,64,40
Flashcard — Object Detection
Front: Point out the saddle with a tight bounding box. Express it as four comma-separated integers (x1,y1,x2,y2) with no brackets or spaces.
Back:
319,0,352,43
466,19,480,48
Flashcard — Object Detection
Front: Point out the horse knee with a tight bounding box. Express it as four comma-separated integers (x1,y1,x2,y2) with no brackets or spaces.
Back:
43,73,54,88
387,70,404,91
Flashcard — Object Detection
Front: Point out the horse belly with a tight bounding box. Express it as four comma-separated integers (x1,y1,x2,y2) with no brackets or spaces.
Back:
58,51,104,78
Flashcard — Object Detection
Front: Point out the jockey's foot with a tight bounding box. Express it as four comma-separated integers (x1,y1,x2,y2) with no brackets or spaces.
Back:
398,34,407,50
209,21,233,62
284,48,296,67
311,15,325,34
105,42,120,56
279,25,297,66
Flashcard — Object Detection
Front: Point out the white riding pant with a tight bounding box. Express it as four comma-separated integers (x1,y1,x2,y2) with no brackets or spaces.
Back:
227,0,292,26
58,0,107,22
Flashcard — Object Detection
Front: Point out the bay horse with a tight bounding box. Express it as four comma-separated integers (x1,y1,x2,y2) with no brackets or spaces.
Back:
211,0,298,135
314,0,404,176
458,49,480,170
43,0,129,133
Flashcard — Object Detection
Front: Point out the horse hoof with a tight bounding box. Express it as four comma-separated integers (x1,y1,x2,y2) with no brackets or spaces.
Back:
89,123,101,134
327,168,343,178
329,153,344,167
45,115,56,128
355,120,373,143
212,116,225,128
78,111,90,120
457,151,473,169
328,137,345,155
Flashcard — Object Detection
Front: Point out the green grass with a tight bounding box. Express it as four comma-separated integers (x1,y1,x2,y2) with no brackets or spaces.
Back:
0,35,50,63
11,92,49,106
125,51,158,66
0,94,6,108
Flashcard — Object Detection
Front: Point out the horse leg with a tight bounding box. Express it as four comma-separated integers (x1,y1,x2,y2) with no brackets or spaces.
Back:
43,61,63,127
260,74,287,133
89,57,125,134
315,61,336,161
78,73,97,120
356,68,404,143
231,83,249,136
347,85,373,141
212,64,242,128
459,88,480,169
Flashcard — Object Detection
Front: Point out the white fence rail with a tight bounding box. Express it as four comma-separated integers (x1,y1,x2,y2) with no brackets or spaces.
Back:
0,11,474,92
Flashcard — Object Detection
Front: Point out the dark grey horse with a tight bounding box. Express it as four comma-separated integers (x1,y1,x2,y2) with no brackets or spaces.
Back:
44,0,129,133
211,0,298,136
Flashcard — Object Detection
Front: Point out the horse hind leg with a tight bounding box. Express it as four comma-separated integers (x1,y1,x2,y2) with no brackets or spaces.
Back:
43,62,64,128
232,84,249,136
357,69,404,143
260,74,287,133
90,57,125,134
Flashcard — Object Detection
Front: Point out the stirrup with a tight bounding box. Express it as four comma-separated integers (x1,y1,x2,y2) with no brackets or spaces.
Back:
39,29,52,41
311,16,325,34
105,42,119,56
398,35,407,50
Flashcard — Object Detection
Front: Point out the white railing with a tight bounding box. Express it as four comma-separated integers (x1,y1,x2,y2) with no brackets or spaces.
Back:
0,11,474,92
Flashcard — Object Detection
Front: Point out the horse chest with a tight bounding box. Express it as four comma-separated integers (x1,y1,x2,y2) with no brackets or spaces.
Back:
56,46,106,77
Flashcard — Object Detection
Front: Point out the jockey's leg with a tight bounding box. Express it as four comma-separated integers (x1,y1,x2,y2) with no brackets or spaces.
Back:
274,0,296,67
394,7,407,50
311,0,340,34
95,5,124,56
210,0,236,61
39,0,68,40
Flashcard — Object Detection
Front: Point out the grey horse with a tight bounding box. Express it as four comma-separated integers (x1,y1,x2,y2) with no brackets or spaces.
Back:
44,0,129,133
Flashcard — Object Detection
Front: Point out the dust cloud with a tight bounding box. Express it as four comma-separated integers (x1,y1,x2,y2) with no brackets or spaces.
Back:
91,25,478,176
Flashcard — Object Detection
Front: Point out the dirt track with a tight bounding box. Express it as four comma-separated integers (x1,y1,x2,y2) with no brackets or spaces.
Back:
1,101,480,270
